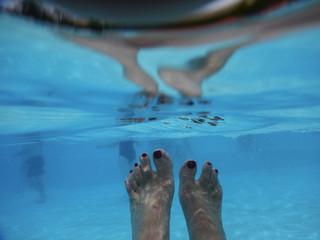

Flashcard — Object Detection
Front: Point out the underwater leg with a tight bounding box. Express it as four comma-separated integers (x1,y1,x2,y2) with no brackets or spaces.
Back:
125,149,174,240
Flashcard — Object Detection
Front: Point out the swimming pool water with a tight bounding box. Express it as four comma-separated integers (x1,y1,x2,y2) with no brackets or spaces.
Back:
0,4,320,240
1,137,319,240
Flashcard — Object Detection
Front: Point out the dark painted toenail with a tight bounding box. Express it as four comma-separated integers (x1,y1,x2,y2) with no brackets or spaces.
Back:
187,160,196,169
134,163,139,167
153,150,162,159
142,153,147,158
215,169,218,174
130,170,133,173
207,162,212,166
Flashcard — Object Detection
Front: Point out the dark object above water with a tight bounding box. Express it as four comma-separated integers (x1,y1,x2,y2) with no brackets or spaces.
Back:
4,0,299,30
42,0,215,26
32,0,291,28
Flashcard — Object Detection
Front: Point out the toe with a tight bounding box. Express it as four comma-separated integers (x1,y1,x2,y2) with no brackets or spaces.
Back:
210,181,223,201
128,171,139,193
199,161,213,186
209,168,219,191
125,179,136,197
139,152,152,177
152,149,173,178
179,159,197,183
133,163,143,184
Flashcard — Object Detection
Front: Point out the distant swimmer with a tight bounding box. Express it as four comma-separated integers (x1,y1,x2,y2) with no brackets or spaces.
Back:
22,155,46,203
119,140,136,165
118,140,139,178
11,133,46,203
96,139,139,178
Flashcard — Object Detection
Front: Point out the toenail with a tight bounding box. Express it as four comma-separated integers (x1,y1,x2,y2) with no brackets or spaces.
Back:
134,163,139,167
142,153,147,158
207,162,212,166
187,160,196,169
215,169,218,174
153,150,162,159
130,170,133,173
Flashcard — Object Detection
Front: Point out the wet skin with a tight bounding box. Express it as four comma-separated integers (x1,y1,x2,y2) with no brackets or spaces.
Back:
125,149,226,240
179,160,226,240
61,1,320,97
125,149,174,240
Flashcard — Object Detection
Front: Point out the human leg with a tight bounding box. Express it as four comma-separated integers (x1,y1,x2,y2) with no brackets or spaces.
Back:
179,160,226,240
125,149,174,240
62,34,159,95
158,43,245,97
28,175,46,203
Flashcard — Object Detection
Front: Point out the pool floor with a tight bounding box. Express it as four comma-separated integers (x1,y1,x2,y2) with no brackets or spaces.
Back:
1,166,319,240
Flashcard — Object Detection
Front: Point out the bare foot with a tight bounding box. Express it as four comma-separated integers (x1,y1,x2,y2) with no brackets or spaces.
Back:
125,149,174,240
179,160,226,240
158,68,203,97
158,44,243,97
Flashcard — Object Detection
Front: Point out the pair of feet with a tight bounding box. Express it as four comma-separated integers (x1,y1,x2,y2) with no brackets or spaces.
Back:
125,149,226,240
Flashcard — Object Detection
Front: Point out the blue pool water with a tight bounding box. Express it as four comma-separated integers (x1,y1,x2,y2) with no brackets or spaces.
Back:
1,3,320,240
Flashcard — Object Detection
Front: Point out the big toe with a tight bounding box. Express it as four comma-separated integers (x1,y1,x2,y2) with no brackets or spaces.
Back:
179,160,197,183
152,149,173,178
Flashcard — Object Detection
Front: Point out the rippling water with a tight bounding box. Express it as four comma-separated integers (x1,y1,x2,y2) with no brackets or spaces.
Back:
1,11,320,144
